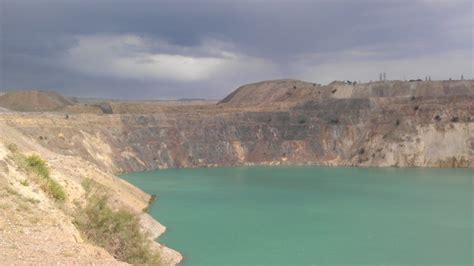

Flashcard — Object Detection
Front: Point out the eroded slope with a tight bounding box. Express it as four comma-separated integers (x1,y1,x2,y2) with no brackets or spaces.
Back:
0,79,472,264
1,80,472,173
0,121,182,265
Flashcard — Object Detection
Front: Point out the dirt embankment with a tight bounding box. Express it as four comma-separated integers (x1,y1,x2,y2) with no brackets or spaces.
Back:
0,121,182,265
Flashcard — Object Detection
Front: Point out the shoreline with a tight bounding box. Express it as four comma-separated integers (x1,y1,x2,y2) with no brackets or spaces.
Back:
0,119,183,265
117,160,474,176
1,78,473,264
121,166,473,265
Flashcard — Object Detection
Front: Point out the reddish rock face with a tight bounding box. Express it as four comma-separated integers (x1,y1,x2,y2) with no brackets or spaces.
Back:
3,80,474,172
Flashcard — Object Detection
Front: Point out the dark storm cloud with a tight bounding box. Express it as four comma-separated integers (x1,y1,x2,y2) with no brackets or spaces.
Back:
1,0,472,99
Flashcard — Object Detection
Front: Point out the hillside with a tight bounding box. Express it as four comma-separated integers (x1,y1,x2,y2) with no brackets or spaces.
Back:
0,79,473,264
0,120,182,264
218,79,474,108
0,90,75,112
218,79,320,108
1,79,472,172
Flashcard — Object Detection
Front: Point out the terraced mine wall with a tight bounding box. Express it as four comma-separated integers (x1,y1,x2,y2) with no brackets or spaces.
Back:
1,80,471,264
2,80,473,172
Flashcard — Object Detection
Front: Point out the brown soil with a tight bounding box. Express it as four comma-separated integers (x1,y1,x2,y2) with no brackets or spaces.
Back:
0,90,75,112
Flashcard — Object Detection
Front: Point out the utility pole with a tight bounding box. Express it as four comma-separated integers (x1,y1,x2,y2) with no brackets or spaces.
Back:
461,74,464,80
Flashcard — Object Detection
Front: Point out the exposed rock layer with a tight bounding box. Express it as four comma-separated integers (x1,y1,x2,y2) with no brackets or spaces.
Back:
0,79,473,264
1,80,472,172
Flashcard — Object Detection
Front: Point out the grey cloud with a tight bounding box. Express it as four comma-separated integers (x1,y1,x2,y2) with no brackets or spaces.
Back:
1,0,472,99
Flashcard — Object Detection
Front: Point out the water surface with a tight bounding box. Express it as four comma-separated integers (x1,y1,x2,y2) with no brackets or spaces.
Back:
122,166,473,265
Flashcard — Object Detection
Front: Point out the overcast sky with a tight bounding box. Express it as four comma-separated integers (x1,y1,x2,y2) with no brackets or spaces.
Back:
0,0,472,99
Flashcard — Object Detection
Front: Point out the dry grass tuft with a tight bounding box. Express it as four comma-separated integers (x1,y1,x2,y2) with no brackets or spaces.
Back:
74,179,161,265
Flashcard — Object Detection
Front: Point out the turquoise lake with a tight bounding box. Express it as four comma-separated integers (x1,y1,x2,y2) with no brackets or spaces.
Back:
122,167,473,265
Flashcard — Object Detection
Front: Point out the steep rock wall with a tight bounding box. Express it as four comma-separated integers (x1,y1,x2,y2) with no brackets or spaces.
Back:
2,93,472,173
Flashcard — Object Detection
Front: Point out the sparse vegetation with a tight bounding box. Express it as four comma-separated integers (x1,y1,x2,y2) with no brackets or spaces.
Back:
26,155,50,178
7,144,66,201
75,179,161,265
25,197,40,204
1,185,38,208
7,143,18,153
17,201,30,211
5,186,20,196
298,117,306,124
25,155,66,201
81,178,97,195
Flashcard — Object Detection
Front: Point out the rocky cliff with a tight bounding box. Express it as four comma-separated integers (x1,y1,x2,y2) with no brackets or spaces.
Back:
1,80,472,173
1,79,473,264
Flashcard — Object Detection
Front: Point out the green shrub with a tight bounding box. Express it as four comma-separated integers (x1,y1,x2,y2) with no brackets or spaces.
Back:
81,178,95,195
46,179,67,201
26,155,50,178
74,192,161,265
22,154,66,201
81,178,110,197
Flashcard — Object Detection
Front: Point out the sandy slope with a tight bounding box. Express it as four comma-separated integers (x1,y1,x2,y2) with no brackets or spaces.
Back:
0,120,182,265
